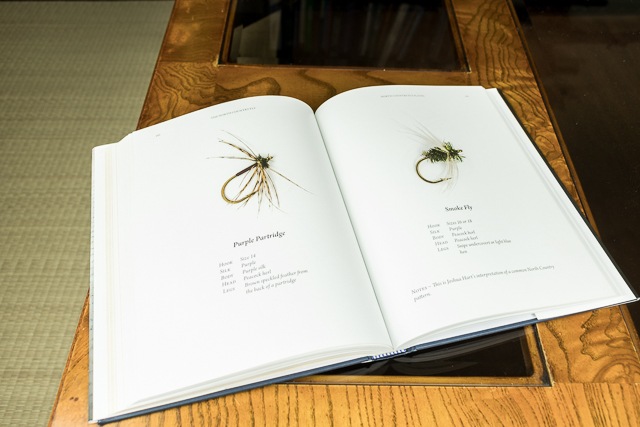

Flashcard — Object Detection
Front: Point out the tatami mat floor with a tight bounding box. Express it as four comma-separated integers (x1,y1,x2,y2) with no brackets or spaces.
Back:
0,2,172,425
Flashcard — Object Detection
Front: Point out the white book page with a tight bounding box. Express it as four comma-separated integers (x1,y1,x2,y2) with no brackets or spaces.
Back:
316,85,634,349
92,96,391,419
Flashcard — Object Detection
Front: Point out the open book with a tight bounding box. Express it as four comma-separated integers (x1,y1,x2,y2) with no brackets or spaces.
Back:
90,85,637,423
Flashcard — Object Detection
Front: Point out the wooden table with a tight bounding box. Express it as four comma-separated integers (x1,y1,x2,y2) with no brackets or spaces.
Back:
49,0,640,424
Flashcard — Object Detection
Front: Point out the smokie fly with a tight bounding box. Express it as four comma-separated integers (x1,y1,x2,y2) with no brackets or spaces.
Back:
412,125,464,185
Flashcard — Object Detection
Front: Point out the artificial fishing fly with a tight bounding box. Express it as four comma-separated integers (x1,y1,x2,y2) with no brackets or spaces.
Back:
216,133,305,209
416,142,465,184
411,124,464,185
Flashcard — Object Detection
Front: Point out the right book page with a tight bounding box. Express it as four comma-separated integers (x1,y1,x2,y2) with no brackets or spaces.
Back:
315,85,636,349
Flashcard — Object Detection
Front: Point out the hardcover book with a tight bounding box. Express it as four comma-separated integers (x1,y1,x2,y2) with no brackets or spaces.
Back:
90,85,637,423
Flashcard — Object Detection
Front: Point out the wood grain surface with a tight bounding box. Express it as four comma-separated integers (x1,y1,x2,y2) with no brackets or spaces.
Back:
50,0,640,425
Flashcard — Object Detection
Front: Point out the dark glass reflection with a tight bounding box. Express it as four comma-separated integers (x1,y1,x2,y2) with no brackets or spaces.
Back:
227,0,463,70
328,329,536,377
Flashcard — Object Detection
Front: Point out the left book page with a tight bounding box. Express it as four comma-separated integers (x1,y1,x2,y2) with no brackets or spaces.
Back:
90,96,391,422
